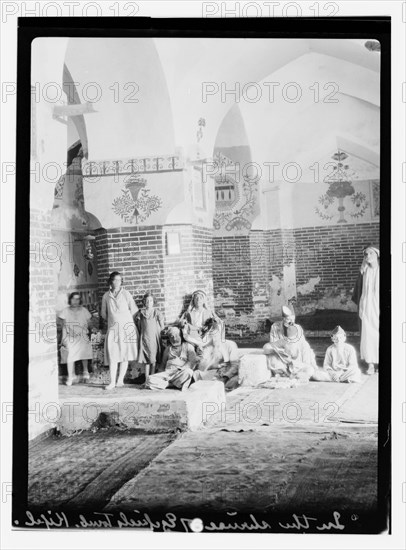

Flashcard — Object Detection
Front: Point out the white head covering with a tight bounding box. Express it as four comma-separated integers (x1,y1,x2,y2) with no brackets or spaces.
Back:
331,325,346,337
360,246,380,274
188,289,208,311
282,305,295,318
364,245,380,257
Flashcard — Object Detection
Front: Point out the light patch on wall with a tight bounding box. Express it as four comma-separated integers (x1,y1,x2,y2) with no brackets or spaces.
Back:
214,287,238,308
283,263,297,300
296,276,321,295
166,231,181,255
268,275,287,316
269,275,282,294
317,288,358,312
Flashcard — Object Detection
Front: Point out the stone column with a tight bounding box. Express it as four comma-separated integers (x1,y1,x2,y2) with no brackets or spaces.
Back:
28,38,69,440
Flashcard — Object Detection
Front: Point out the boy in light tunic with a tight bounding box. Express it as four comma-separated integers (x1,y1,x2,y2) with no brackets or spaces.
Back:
320,325,362,383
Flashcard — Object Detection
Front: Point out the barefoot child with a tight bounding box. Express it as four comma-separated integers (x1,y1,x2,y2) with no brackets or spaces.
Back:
319,325,361,383
135,292,165,384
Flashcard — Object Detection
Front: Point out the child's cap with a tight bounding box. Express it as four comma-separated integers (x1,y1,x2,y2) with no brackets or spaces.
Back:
331,325,346,337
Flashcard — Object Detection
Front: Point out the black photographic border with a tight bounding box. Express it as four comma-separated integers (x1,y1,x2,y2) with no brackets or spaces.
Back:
13,15,391,534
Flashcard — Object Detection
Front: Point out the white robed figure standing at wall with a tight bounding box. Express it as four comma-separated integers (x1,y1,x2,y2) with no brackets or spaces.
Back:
352,246,380,375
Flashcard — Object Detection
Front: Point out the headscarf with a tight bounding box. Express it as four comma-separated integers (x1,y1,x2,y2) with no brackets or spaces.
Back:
360,246,380,274
363,245,380,257
188,290,209,312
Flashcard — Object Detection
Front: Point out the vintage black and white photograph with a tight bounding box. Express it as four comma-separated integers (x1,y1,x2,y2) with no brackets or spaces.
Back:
12,17,391,536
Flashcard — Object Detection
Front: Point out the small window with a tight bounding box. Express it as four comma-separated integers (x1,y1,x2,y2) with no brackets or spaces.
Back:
166,232,181,255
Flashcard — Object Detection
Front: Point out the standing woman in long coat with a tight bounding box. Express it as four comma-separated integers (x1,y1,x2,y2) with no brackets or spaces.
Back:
352,246,380,375
101,271,139,389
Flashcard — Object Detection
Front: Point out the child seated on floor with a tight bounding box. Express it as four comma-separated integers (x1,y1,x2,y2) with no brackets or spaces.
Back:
146,326,199,391
313,325,361,383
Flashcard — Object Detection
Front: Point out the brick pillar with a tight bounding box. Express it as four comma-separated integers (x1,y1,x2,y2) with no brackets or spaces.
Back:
249,230,271,325
212,235,253,313
212,235,254,341
29,209,59,440
266,228,297,317
163,225,214,323
94,224,214,324
95,225,165,310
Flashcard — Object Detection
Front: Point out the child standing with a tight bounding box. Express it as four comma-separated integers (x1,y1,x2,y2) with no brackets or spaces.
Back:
320,325,362,383
135,292,165,384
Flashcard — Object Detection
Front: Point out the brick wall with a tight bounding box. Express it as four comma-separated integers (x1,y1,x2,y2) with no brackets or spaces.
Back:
95,222,379,342
29,209,59,440
95,225,165,312
163,225,213,322
250,230,271,322
95,224,213,324
212,235,253,313
212,223,379,340
163,225,196,322
293,223,380,313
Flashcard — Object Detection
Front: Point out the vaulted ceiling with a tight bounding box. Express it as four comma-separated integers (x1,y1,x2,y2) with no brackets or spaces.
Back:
63,37,380,181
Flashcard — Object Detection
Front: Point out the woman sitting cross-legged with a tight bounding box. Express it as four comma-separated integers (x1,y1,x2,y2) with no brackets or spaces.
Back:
179,289,222,353
146,327,199,391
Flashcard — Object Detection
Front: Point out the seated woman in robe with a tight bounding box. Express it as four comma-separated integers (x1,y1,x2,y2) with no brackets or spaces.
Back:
313,326,361,383
181,317,239,385
179,289,222,353
146,327,198,391
263,324,315,382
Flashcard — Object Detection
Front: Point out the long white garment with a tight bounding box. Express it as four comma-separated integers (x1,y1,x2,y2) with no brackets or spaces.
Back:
359,265,380,363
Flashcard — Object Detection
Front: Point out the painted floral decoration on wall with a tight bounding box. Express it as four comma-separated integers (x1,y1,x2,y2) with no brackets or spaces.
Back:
315,191,369,221
214,176,258,231
372,180,380,217
112,174,162,224
315,150,368,223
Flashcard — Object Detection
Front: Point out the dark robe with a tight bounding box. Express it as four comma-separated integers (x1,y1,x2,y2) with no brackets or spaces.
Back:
352,272,363,332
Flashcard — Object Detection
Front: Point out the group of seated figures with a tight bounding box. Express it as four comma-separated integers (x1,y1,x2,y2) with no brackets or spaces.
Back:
147,290,240,391
60,274,362,390
147,301,362,392
262,305,361,385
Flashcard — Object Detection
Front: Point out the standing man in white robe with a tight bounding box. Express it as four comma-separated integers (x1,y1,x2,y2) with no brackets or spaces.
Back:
352,246,380,375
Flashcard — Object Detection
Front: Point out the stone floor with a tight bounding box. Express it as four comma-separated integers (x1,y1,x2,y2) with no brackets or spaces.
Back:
27,347,380,534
